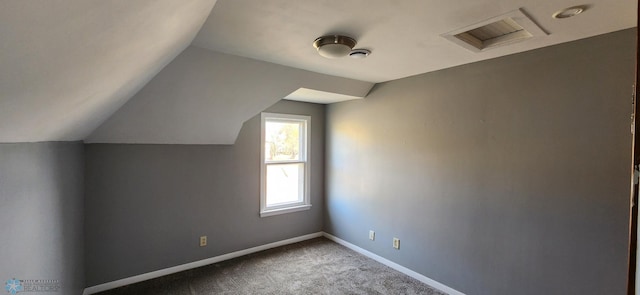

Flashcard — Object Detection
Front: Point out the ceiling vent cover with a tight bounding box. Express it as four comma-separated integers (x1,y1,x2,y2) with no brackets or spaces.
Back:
442,9,547,52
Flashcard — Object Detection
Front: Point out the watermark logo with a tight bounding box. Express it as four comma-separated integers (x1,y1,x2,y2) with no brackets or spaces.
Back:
4,279,60,294
5,279,22,294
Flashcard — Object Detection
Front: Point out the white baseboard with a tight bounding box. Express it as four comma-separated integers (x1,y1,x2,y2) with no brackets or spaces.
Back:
83,232,323,295
84,231,463,295
322,232,465,295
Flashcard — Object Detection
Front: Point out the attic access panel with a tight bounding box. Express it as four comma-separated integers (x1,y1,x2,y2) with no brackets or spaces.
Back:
442,9,548,52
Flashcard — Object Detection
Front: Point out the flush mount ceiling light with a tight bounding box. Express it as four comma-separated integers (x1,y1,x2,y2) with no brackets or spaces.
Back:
553,5,587,19
313,35,357,58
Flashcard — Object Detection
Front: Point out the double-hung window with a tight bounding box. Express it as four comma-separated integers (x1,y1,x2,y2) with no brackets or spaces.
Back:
260,113,311,217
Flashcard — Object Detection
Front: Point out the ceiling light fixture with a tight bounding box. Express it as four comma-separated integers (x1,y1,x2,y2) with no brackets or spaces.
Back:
553,5,587,19
313,35,357,58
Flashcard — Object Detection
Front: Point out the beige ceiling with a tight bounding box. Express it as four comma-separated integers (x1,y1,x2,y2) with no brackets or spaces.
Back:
194,0,637,83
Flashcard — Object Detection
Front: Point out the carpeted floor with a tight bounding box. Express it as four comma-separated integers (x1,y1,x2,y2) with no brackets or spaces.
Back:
96,237,447,295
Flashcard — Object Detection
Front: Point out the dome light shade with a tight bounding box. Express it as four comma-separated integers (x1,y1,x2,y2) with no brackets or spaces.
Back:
313,35,357,58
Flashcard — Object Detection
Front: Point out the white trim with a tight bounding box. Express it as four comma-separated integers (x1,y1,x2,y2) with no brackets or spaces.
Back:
260,112,311,217
83,232,463,295
260,204,311,217
322,232,466,295
82,232,323,295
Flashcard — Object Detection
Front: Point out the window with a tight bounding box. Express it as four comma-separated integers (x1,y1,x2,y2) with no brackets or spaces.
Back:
260,113,311,217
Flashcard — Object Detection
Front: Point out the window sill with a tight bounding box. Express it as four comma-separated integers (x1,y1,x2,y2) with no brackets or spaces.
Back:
260,204,312,217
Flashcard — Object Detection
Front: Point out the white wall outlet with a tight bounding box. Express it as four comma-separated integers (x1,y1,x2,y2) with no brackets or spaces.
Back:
393,237,400,249
369,230,375,241
200,236,207,247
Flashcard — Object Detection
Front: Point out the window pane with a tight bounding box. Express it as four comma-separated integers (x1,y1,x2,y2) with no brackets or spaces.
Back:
265,121,301,161
266,163,304,206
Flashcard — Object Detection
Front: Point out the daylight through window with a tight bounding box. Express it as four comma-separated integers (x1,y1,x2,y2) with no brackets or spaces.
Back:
260,113,311,217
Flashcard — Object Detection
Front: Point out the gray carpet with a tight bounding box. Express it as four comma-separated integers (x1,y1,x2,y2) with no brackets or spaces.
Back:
96,237,448,295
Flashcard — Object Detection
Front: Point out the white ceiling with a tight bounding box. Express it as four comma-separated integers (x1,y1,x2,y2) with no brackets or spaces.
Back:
194,0,637,83
0,0,217,142
0,0,636,143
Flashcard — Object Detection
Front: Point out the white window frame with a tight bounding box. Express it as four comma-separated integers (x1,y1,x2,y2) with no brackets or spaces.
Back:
260,112,311,217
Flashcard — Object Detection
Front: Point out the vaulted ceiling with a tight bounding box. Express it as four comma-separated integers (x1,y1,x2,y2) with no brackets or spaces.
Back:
0,0,217,142
0,0,636,144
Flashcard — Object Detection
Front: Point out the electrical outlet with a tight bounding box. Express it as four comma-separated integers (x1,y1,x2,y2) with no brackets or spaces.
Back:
393,238,400,249
200,236,207,247
369,230,375,241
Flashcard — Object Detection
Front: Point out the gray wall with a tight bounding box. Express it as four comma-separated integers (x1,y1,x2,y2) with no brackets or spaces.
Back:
325,29,635,295
85,100,324,285
86,46,372,145
0,142,85,295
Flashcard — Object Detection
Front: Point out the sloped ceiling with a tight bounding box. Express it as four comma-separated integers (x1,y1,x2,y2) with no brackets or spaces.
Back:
86,47,372,144
0,0,217,143
1,0,636,144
